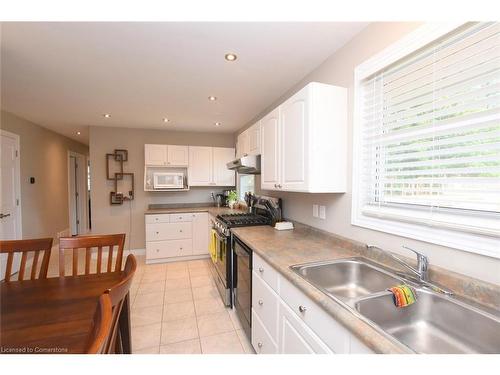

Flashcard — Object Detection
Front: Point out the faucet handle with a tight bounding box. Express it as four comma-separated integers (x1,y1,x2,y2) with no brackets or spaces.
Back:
402,246,428,269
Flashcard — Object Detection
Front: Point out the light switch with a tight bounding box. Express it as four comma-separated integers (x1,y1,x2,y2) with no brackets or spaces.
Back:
319,205,326,220
313,204,319,218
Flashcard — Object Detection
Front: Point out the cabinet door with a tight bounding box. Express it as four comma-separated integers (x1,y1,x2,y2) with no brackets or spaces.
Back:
280,88,309,191
145,144,168,166
213,147,235,186
248,122,261,156
167,145,189,166
188,146,213,186
278,301,332,354
237,131,249,158
260,108,280,190
191,212,209,255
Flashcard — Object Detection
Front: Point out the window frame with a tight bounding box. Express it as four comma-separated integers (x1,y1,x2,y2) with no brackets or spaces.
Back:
351,22,500,259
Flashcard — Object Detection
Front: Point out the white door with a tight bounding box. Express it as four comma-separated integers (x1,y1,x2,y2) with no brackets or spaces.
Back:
69,155,79,235
280,88,309,191
213,147,235,186
1,131,22,280
188,146,213,186
145,144,168,166
191,212,209,255
237,131,248,158
279,301,332,354
167,145,189,166
260,108,281,190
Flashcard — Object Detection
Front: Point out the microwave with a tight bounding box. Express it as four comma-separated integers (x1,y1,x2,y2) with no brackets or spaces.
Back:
153,172,184,189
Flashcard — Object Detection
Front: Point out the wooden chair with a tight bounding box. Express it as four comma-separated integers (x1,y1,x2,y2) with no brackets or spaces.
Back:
58,234,126,276
85,293,113,354
0,238,54,281
104,254,137,353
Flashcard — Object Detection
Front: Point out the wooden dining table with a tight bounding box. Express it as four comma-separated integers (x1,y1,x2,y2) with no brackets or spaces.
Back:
0,272,131,354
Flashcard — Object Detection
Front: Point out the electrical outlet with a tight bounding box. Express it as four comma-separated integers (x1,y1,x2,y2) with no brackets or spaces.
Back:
312,204,319,218
319,205,326,220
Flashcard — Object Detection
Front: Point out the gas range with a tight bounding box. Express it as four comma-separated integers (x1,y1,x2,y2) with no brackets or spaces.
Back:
214,213,271,236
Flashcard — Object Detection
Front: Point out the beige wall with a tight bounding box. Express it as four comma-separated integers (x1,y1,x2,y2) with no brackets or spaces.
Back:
236,22,500,285
89,126,235,250
0,110,89,241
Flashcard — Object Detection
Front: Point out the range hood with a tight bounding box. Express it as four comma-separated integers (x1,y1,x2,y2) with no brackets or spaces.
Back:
227,155,261,174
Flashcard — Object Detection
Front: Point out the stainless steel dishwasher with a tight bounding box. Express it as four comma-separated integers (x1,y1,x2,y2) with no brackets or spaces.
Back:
232,235,252,340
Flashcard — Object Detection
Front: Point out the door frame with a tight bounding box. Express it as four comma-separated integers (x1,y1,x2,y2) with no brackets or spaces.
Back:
67,151,88,235
0,129,22,240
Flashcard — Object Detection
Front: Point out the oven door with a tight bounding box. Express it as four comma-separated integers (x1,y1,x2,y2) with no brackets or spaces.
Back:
210,229,231,306
233,236,252,339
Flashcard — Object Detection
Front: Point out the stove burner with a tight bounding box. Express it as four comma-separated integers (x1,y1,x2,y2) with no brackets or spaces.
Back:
217,213,271,227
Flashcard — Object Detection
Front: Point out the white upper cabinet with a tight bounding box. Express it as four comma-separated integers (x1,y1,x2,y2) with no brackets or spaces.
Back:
167,145,189,166
260,82,347,193
188,146,235,187
261,108,281,190
145,144,189,166
213,147,236,186
236,122,261,157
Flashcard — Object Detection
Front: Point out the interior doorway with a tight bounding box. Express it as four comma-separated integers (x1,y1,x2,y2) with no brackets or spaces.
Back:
68,151,88,236
1,130,22,280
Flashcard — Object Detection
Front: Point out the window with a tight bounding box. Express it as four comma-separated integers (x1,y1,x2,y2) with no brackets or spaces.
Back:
352,22,500,258
239,174,255,201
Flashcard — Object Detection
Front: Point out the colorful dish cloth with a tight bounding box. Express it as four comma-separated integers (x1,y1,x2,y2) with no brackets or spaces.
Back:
387,284,418,308
209,229,218,263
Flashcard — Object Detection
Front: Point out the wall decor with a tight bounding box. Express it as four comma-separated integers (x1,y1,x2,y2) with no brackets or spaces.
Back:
106,149,134,205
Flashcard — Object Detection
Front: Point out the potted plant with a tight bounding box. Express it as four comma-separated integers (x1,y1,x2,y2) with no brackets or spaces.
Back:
227,190,238,209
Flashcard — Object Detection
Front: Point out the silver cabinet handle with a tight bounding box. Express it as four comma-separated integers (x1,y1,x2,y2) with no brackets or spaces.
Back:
273,184,277,188
0,213,11,219
155,231,159,234
180,247,183,250
258,267,264,273
258,300,263,306
298,305,307,313
156,249,159,252
180,230,183,233
257,342,263,348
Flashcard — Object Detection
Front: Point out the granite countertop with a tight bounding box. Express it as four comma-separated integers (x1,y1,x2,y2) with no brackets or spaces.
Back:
145,203,245,217
230,224,500,354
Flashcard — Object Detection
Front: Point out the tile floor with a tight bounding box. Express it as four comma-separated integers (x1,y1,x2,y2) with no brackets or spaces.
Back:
128,256,254,354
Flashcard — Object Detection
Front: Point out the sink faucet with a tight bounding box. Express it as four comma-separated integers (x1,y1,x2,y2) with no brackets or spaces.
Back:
366,245,453,296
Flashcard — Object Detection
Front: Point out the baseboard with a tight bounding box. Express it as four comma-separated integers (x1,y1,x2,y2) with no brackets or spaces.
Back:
125,248,146,256
146,254,210,264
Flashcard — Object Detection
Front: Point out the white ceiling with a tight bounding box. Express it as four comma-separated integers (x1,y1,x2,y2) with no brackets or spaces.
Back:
1,22,367,144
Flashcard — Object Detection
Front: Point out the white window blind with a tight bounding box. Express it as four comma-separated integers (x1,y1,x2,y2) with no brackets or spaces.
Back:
359,22,500,239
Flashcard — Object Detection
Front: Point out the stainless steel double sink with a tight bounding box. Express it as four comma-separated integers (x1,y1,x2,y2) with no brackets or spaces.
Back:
290,258,500,354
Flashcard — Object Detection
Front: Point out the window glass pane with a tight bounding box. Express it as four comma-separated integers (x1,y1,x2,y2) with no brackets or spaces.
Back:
239,174,255,200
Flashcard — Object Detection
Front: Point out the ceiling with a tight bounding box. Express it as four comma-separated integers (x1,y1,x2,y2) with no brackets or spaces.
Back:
1,22,367,144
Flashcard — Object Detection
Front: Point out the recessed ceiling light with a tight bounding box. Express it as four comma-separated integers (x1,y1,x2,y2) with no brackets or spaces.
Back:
224,53,237,62
103,113,111,118
214,122,221,127
163,118,170,123
76,131,81,135
208,96,217,101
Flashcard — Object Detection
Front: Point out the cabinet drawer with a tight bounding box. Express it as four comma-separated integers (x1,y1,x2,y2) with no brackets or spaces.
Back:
145,214,170,224
252,271,279,342
252,309,278,354
279,275,350,353
253,253,279,292
146,222,192,241
170,213,193,223
146,239,192,260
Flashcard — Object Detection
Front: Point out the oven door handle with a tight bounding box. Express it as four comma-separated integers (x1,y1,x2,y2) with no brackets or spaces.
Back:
213,230,227,242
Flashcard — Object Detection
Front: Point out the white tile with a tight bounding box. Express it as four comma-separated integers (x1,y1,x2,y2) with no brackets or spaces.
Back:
188,267,211,277
164,288,193,304
190,275,214,288
228,308,244,330
133,346,160,354
200,331,245,354
133,291,164,308
236,329,255,354
137,280,165,294
165,277,191,290
167,268,190,279
159,339,201,354
131,305,163,327
132,323,161,350
192,285,219,301
163,301,196,322
161,317,199,345
196,311,234,337
194,296,226,316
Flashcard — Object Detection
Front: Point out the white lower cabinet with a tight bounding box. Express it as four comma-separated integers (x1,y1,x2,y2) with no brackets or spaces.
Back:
145,212,209,263
251,252,374,354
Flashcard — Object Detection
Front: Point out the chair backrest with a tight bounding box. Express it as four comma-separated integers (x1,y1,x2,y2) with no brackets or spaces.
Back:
104,254,137,353
58,234,125,276
85,293,113,354
0,238,53,282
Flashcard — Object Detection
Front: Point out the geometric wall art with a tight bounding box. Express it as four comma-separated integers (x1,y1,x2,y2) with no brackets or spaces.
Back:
106,149,135,205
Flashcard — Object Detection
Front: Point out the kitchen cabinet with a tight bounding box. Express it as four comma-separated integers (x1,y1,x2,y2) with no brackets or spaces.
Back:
260,82,347,193
236,122,261,157
145,212,209,263
145,144,189,166
192,212,209,255
250,251,374,354
188,146,235,187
